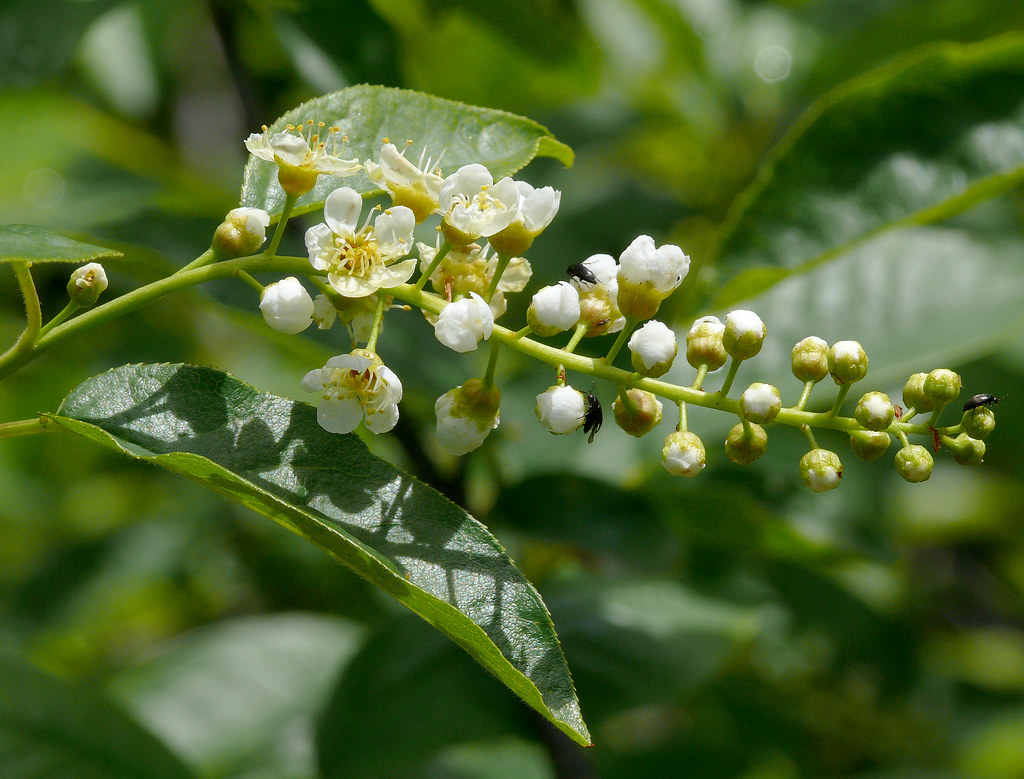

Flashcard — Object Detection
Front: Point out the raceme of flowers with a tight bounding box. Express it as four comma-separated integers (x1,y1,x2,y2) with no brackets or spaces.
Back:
231,123,995,491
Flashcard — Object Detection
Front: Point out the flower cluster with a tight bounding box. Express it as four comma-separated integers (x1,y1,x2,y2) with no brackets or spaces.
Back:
235,121,996,487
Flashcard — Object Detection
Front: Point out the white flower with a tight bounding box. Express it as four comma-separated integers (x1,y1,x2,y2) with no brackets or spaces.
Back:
260,277,314,334
434,381,501,456
662,431,706,477
439,163,519,241
312,294,338,330
575,253,618,286
535,385,586,435
67,262,108,307
434,292,494,353
365,141,444,222
305,187,416,297
628,320,677,375
528,282,580,336
511,181,560,235
245,121,361,176
572,253,625,335
301,350,402,434
617,235,690,296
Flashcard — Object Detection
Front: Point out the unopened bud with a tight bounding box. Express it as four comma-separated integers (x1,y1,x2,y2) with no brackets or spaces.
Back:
612,389,663,437
722,310,766,361
850,429,891,461
962,406,996,440
923,368,961,406
212,207,271,258
628,320,677,378
854,391,894,431
948,433,985,467
828,340,868,385
725,421,767,464
686,316,727,371
662,431,706,477
740,383,782,424
527,282,580,337
259,277,314,334
800,448,843,492
67,262,108,307
895,444,933,483
536,385,585,435
791,336,829,383
902,373,935,414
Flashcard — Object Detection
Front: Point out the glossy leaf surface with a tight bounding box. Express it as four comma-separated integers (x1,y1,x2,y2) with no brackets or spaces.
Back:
0,224,121,265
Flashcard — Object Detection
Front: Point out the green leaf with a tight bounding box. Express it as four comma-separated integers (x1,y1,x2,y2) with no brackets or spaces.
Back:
239,84,574,217
0,655,193,779
48,363,590,747
715,33,1024,306
108,614,366,777
0,224,122,265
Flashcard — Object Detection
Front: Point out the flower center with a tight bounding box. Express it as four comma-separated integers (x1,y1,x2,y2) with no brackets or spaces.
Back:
327,229,382,279
328,363,387,405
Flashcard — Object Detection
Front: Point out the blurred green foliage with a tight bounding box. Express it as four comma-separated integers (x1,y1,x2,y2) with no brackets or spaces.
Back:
4,0,1024,777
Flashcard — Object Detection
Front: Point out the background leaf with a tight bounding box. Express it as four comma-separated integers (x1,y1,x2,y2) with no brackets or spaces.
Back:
0,654,193,779
239,84,574,217
0,225,121,265
48,363,590,746
714,33,1024,306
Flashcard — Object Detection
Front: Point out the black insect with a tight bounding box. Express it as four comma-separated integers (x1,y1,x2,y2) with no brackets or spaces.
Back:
567,262,599,287
583,389,603,444
963,393,1001,412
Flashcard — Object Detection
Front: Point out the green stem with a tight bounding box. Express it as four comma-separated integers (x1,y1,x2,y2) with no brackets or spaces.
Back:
236,270,265,293
265,193,299,258
0,416,58,440
795,380,815,411
513,325,532,341
483,340,501,388
718,357,742,397
897,431,910,447
364,294,389,352
801,425,819,450
616,384,636,412
926,407,944,428
691,364,709,391
0,263,42,376
562,321,590,355
484,252,512,302
604,318,637,365
38,301,80,339
414,241,451,291
677,401,688,433
178,247,218,274
830,384,852,416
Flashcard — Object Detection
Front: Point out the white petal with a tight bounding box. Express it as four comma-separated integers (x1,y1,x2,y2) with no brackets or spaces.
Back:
269,132,309,166
374,206,416,256
317,397,364,434
304,223,334,270
323,187,363,235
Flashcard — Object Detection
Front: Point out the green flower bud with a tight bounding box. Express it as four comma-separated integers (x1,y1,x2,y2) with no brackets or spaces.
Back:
612,389,663,437
791,336,829,383
725,421,768,464
923,368,961,406
854,391,894,431
740,383,782,424
722,310,766,361
212,207,271,258
578,286,622,337
962,406,996,440
615,278,663,322
799,448,843,492
67,262,108,307
902,373,935,414
827,340,868,385
662,431,706,477
850,429,891,461
948,432,985,467
686,316,728,371
894,444,933,483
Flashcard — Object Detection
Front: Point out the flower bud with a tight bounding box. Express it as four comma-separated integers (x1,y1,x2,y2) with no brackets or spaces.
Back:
962,406,996,440
686,316,728,371
435,379,501,456
527,282,580,337
923,368,961,406
536,385,586,435
722,310,766,361
827,340,868,385
434,293,494,353
725,422,767,464
259,277,314,333
800,449,843,492
612,389,663,437
67,262,108,307
662,431,706,477
740,383,782,424
854,391,894,431
902,373,935,413
894,444,933,483
849,430,891,461
628,320,678,378
948,433,985,467
791,336,829,383
212,207,271,258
